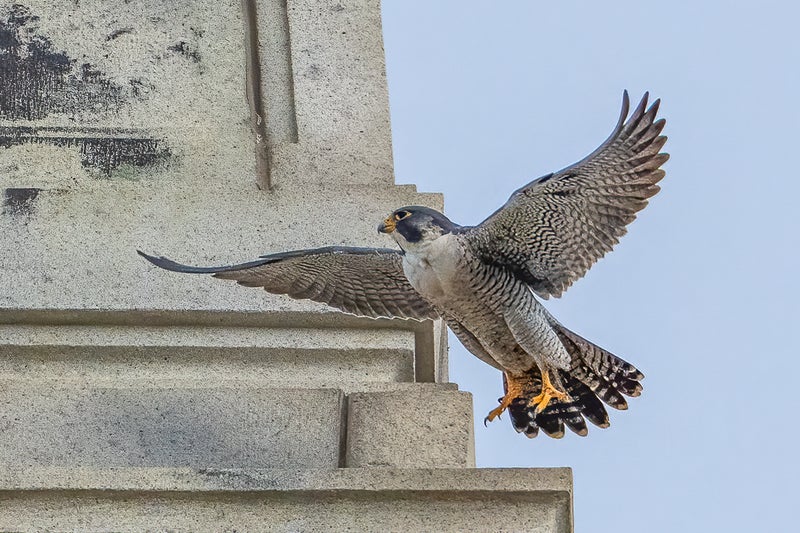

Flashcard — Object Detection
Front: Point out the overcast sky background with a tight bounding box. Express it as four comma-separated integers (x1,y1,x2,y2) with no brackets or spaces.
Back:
382,1,798,531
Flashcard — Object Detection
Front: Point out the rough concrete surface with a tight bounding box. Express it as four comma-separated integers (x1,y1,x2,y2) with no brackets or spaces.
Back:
0,0,253,187
346,388,476,468
0,386,344,469
0,324,416,390
261,0,396,186
0,307,447,384
0,467,573,532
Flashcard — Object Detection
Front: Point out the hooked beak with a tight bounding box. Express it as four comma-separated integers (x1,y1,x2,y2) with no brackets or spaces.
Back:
378,215,396,234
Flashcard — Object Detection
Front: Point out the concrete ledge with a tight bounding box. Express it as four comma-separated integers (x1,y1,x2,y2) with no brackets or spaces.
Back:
346,389,476,468
0,387,344,469
0,467,573,532
0,308,448,383
0,324,416,390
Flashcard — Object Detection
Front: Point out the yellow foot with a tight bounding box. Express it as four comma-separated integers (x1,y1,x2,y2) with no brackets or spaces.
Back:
529,371,569,413
484,401,509,425
484,373,526,425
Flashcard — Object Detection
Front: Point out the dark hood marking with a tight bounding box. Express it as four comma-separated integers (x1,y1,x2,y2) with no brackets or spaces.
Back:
392,205,462,243
397,221,424,244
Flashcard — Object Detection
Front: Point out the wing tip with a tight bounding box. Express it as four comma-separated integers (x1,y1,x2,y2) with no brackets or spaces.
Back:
137,249,222,274
629,92,650,123
137,249,172,269
617,90,631,131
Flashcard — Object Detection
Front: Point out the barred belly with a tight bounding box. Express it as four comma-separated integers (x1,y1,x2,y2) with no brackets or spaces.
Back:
401,234,544,374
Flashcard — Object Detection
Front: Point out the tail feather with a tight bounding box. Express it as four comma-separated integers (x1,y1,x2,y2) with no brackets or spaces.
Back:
557,325,644,383
554,323,644,407
568,359,630,410
497,323,643,439
505,366,607,439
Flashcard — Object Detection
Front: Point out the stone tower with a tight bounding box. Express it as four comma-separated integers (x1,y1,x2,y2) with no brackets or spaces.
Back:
0,1,572,530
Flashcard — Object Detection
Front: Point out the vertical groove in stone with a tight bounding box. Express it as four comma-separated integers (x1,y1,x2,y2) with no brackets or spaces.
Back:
337,389,349,468
243,0,299,190
242,0,271,190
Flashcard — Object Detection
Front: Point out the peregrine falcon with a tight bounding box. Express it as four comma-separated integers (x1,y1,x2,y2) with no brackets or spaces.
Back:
139,91,667,439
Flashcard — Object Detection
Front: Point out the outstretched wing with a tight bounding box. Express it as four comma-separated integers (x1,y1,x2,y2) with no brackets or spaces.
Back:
465,91,668,298
138,246,439,320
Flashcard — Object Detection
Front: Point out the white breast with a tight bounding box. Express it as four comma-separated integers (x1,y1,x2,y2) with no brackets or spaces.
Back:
401,233,463,302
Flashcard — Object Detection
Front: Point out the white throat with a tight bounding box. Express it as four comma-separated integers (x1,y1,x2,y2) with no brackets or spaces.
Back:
398,233,463,302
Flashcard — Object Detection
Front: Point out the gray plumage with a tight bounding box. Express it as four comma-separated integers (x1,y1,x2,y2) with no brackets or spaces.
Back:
466,91,667,299
139,91,667,439
140,247,438,320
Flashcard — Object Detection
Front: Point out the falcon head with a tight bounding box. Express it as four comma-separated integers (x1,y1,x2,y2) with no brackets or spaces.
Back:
378,206,459,250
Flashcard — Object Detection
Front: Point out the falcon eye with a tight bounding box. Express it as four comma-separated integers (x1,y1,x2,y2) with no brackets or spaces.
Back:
395,210,411,221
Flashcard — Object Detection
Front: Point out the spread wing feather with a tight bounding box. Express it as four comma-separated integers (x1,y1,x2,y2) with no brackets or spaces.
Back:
137,247,438,320
465,91,668,298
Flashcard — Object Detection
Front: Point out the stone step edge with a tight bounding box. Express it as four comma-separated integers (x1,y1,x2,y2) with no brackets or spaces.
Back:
0,308,446,383
0,381,458,393
0,325,415,351
0,466,572,495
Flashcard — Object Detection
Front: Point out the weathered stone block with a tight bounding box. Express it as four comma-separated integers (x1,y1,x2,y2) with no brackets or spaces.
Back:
0,0,253,188
0,324,416,391
345,387,476,468
0,386,344,468
0,467,574,532
260,0,396,186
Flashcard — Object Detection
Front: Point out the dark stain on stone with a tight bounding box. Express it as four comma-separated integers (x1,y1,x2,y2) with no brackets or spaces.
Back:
80,136,171,176
106,27,133,41
198,468,273,490
0,5,132,121
0,6,172,178
0,126,171,176
128,78,154,98
167,41,201,63
3,187,41,216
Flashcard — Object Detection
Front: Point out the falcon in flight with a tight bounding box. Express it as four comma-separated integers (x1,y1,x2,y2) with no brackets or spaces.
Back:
139,91,667,439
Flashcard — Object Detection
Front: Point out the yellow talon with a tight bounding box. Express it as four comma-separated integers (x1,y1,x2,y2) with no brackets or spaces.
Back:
485,403,508,424
529,370,569,413
484,373,527,424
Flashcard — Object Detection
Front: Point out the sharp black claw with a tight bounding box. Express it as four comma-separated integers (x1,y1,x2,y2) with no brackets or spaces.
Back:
484,413,501,426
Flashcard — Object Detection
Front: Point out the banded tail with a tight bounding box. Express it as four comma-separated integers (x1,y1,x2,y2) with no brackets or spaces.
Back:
507,324,644,438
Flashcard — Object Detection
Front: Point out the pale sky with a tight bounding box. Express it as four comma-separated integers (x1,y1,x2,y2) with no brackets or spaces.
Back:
382,1,799,531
